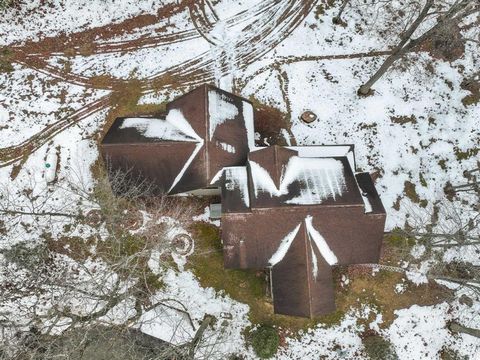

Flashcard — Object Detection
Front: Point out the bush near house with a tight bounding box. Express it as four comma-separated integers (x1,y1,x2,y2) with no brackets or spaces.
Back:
249,325,280,359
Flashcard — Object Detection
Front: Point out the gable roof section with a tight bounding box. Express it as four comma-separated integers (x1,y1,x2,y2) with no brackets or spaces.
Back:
246,146,363,209
221,166,251,213
101,84,253,195
269,217,337,317
206,87,251,185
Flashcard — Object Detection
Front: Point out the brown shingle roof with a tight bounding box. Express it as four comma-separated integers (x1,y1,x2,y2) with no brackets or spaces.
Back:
101,84,253,194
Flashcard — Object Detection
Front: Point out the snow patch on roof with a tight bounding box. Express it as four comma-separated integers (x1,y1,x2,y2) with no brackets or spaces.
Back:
210,169,224,185
305,215,338,266
120,109,201,142
166,108,203,141
208,90,239,139
362,194,373,213
268,216,337,276
304,146,354,171
354,173,374,213
224,167,250,207
216,141,236,153
120,117,193,142
292,145,351,158
310,242,319,280
268,223,302,266
249,156,346,204
168,141,204,193
154,109,205,193
242,100,255,149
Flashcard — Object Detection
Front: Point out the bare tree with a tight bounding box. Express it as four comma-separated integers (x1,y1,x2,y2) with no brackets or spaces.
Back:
400,189,480,290
0,165,227,359
358,0,480,95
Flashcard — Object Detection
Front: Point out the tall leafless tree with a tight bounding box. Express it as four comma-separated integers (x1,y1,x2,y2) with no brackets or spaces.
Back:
0,165,228,359
358,0,480,95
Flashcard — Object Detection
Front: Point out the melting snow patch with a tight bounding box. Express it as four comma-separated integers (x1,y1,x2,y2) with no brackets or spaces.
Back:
0,107,8,123
387,304,450,360
395,283,407,294
277,313,363,359
268,223,301,266
224,167,250,207
137,269,251,356
249,156,346,204
411,244,426,259
208,90,239,139
120,109,200,142
216,141,236,153
192,206,220,227
305,215,338,266
406,260,433,285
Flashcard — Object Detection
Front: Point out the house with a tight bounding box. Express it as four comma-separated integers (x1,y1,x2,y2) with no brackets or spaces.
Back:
101,84,254,195
100,85,386,318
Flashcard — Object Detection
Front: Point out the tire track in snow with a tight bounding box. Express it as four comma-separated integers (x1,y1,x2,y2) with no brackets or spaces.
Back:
1,0,316,170
142,0,318,91
0,96,111,169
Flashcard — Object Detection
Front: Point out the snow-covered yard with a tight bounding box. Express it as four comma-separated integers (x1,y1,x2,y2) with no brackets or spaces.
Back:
0,0,479,359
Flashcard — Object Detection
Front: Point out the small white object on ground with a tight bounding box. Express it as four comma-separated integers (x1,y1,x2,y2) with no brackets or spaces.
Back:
45,150,58,183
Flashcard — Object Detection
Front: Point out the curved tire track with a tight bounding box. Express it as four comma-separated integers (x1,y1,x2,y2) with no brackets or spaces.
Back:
1,0,316,169
0,96,111,168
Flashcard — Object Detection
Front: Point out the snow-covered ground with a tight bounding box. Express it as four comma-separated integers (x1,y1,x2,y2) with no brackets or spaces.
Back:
1,0,479,359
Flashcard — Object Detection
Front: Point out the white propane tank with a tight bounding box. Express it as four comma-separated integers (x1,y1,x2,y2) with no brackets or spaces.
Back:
45,151,58,183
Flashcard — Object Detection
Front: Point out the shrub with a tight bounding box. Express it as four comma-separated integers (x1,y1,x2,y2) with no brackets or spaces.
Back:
249,325,280,359
2,241,51,271
0,0,14,11
363,335,398,360
442,348,468,360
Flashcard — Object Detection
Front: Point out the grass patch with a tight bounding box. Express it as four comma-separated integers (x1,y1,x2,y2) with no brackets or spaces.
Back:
336,239,452,327
404,180,420,203
0,47,13,73
460,76,480,107
385,229,416,248
362,334,398,360
419,172,428,187
391,115,417,125
454,146,479,161
314,0,337,19
94,79,168,147
187,222,320,331
335,265,450,327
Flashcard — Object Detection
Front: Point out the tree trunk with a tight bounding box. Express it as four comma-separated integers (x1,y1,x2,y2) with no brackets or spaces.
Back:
333,0,351,24
358,53,403,95
187,315,214,359
358,0,434,95
449,322,480,338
